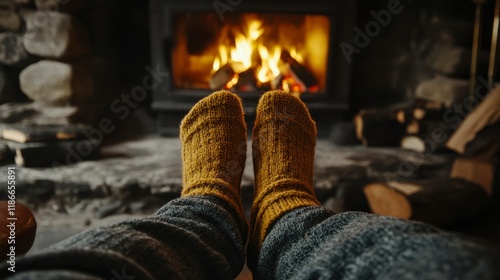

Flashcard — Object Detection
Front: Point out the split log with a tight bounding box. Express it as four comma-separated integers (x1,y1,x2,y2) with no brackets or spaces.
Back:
333,180,372,213
0,0,21,32
354,109,406,147
19,60,94,106
396,105,446,124
462,123,500,157
405,120,455,136
1,123,91,143
209,64,235,90
23,11,89,58
446,86,500,158
0,32,32,66
363,178,490,226
401,135,449,154
450,157,494,195
415,75,469,107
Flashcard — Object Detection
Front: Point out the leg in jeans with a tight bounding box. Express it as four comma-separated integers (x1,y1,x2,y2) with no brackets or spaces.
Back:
0,91,249,280
249,91,500,280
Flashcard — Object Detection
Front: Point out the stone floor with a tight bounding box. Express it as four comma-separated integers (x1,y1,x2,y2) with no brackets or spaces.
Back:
1,134,499,279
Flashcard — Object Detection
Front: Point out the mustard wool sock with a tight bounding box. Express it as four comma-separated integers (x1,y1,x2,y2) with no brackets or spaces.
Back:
249,90,321,260
180,90,247,221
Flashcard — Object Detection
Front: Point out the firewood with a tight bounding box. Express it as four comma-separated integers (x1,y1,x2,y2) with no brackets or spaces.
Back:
209,63,235,90
400,135,449,154
461,122,500,157
281,50,317,87
235,67,257,91
393,99,446,124
363,178,489,226
406,121,420,135
354,109,406,147
1,123,91,143
450,157,494,195
406,120,455,136
447,86,500,157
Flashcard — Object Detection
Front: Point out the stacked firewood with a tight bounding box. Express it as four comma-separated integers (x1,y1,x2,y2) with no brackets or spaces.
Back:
354,98,452,151
0,123,100,167
352,86,500,227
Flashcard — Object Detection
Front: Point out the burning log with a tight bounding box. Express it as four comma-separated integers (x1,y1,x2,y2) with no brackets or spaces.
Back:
235,67,257,91
209,64,236,90
281,50,317,88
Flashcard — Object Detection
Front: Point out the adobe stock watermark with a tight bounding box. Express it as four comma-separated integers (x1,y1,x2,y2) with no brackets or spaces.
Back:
6,166,17,273
384,76,492,183
213,0,243,22
340,0,412,64
51,64,169,167
111,267,135,280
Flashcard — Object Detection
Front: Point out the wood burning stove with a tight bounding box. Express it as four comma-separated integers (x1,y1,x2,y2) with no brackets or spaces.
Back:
149,0,357,136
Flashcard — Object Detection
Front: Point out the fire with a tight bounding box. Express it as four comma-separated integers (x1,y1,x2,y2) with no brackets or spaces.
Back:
211,17,317,94
257,45,281,83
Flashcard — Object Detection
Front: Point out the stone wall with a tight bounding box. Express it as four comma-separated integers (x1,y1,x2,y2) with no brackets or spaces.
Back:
0,0,150,126
349,0,496,113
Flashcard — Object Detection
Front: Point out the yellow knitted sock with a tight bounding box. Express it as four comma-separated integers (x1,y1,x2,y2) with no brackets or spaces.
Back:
180,90,247,221
249,90,321,261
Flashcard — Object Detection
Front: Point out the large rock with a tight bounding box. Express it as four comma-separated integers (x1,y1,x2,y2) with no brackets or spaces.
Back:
415,75,469,107
0,0,22,32
23,11,89,58
0,32,32,66
425,43,488,78
19,60,94,106
0,102,77,125
425,18,474,48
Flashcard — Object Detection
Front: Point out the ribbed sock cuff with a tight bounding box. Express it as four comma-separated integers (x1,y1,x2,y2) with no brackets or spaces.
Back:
248,179,320,267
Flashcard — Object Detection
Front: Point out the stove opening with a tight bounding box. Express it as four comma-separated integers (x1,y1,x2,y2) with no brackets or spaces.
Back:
171,12,330,96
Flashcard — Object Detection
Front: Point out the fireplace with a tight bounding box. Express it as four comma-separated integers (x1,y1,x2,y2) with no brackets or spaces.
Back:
149,0,357,136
